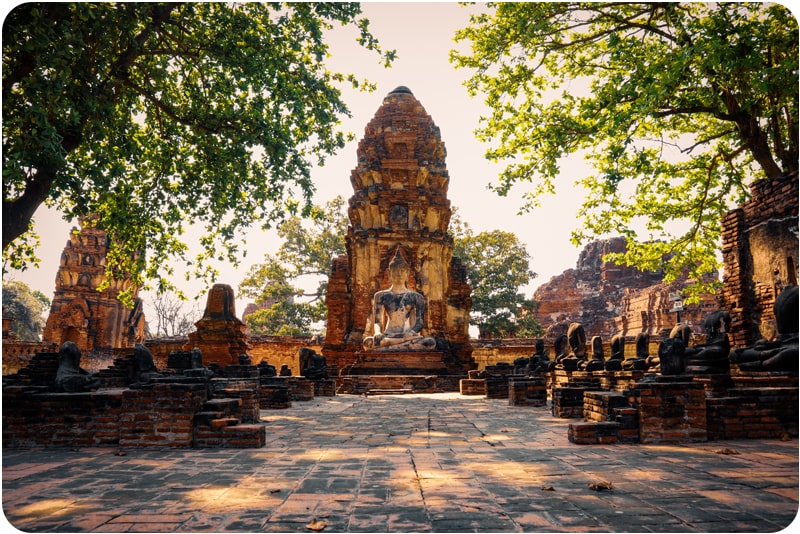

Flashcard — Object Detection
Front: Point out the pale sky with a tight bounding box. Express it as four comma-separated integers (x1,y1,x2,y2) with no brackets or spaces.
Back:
7,2,593,321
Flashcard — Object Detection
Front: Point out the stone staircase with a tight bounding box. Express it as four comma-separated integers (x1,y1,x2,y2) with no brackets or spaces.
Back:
193,397,266,448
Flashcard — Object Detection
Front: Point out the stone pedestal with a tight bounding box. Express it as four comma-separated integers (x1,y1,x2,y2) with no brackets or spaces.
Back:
629,376,707,444
509,377,546,406
346,351,452,376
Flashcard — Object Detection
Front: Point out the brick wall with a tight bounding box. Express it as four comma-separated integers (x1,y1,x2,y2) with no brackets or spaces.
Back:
721,172,798,347
2,376,269,448
629,379,707,444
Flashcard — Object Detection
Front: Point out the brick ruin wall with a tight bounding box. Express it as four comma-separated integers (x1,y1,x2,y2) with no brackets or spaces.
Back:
721,172,798,348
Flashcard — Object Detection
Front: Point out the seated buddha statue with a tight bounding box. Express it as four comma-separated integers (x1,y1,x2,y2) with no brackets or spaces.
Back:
730,286,798,373
362,250,436,351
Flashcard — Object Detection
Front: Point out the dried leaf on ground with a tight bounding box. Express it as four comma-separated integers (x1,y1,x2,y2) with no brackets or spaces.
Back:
541,485,555,491
588,481,613,491
712,448,740,455
307,518,327,531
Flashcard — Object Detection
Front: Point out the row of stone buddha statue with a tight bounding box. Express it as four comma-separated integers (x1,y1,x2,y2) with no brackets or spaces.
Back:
49,340,331,394
515,285,797,376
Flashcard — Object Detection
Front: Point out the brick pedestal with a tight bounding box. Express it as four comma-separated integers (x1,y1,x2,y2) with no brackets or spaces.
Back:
460,379,485,396
706,387,798,440
313,379,336,397
508,377,546,406
630,377,707,444
569,421,620,444
583,391,629,422
485,377,509,399
552,385,601,418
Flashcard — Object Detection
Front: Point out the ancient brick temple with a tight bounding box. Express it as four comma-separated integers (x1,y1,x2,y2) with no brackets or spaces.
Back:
721,171,798,347
42,216,145,355
323,86,473,379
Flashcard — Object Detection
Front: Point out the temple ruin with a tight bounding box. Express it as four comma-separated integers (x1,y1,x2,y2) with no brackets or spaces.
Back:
533,236,719,341
1,94,797,452
41,216,145,355
721,171,799,347
184,283,249,367
322,86,473,391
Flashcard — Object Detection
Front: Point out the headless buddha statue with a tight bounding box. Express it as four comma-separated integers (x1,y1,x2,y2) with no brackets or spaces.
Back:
362,250,436,351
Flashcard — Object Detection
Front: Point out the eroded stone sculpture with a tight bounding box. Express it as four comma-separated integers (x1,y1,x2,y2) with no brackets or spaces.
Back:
132,343,161,384
658,337,687,375
605,334,624,371
557,322,586,371
184,347,214,378
528,338,550,373
55,341,101,392
258,359,277,377
653,324,691,374
581,335,605,372
299,347,328,379
730,285,798,372
685,310,731,374
622,332,649,370
362,251,436,351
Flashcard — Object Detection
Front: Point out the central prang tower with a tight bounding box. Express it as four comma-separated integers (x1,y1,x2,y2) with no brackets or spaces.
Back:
323,86,473,386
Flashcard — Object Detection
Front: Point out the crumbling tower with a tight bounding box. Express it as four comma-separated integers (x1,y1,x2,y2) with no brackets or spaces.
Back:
323,86,473,376
42,216,145,355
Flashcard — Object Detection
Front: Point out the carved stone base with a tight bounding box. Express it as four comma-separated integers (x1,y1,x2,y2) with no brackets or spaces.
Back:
345,350,453,376
336,374,462,394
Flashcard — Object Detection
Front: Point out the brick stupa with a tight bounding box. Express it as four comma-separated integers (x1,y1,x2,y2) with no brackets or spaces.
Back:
323,86,473,382
185,283,249,367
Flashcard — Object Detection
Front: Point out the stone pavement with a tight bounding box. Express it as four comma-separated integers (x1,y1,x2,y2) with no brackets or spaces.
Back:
3,393,798,533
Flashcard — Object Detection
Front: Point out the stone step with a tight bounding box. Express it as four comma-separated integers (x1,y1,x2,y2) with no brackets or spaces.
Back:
365,388,414,396
194,412,235,427
203,398,242,417
194,423,266,448
568,421,621,444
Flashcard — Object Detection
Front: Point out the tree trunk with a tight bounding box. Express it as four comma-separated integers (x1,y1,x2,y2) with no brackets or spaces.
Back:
2,166,57,250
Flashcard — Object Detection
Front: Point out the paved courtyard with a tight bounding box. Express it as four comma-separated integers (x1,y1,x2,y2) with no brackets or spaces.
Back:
3,393,798,532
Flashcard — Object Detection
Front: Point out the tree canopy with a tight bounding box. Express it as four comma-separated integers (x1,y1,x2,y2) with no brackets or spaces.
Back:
2,280,50,341
451,3,798,295
238,195,347,336
451,212,541,339
3,3,394,302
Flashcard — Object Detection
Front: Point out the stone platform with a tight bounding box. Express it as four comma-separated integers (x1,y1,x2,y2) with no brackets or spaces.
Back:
336,350,466,394
336,374,462,395
344,350,454,375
